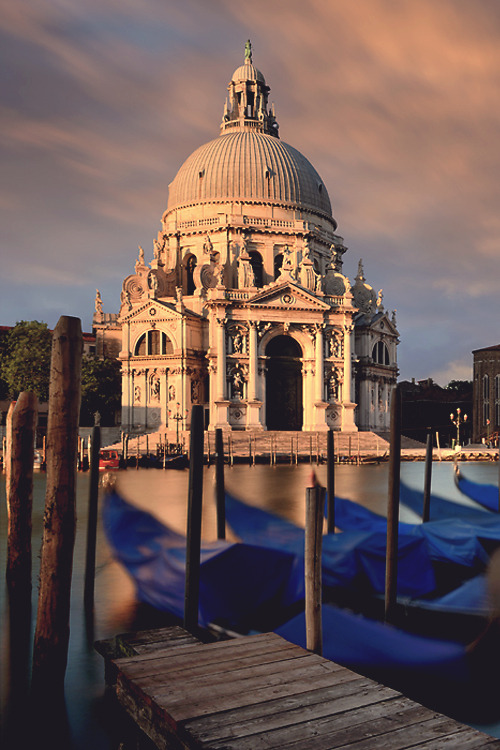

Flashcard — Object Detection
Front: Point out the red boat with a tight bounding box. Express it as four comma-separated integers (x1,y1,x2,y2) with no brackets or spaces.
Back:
99,449,120,471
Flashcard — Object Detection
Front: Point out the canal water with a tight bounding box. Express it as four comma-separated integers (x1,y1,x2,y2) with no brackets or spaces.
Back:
1,459,500,747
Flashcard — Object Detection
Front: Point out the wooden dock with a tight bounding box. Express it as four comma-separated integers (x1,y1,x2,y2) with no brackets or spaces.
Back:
99,625,500,749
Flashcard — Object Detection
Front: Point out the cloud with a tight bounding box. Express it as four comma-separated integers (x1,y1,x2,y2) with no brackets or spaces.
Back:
429,358,473,387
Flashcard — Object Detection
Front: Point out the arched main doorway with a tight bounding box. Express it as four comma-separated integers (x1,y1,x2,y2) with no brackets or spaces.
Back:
265,335,303,430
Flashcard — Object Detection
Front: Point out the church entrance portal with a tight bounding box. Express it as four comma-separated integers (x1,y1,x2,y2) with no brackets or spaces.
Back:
265,336,303,430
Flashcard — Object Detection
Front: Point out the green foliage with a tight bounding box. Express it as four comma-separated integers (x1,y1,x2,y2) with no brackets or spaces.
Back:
80,356,121,426
0,321,52,401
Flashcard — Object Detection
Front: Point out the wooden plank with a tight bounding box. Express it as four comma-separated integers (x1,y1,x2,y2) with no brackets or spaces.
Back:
144,665,380,724
117,643,304,683
330,716,492,750
114,633,304,677
204,702,436,749
121,652,336,705
185,689,413,745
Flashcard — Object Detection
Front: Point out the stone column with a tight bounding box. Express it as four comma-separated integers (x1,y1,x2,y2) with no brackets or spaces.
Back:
216,317,226,400
246,322,263,430
248,323,258,401
213,316,230,430
313,326,328,431
315,326,324,402
341,323,357,431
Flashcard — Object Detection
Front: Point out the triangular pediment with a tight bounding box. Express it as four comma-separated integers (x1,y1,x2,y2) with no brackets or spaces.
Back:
246,282,331,311
120,297,201,323
362,310,399,337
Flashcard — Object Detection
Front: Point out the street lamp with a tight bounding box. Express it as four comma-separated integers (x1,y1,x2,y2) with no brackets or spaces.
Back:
450,407,468,450
169,402,184,452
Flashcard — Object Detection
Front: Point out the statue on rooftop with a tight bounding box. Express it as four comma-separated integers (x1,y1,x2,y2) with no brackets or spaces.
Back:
245,40,252,62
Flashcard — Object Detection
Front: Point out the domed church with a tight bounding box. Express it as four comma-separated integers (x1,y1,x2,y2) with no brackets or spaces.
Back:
93,42,399,434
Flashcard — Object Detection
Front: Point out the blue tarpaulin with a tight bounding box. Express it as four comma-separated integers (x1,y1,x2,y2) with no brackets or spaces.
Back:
275,603,469,681
102,491,305,630
224,492,436,597
455,470,499,513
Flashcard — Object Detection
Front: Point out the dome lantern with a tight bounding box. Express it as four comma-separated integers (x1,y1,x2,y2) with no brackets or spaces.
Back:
221,40,279,138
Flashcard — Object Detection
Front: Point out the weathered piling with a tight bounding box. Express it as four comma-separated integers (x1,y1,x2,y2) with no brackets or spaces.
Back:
215,428,225,540
385,385,401,623
422,428,433,522
4,393,38,745
5,393,37,597
326,429,335,533
84,422,101,638
31,316,82,702
305,482,324,655
184,405,204,633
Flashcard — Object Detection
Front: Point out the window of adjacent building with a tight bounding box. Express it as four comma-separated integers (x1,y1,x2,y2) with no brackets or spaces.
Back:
134,331,173,356
495,375,500,400
249,251,264,287
483,374,490,400
372,341,390,365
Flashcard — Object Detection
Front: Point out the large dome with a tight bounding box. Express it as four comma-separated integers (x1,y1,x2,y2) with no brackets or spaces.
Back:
166,131,333,217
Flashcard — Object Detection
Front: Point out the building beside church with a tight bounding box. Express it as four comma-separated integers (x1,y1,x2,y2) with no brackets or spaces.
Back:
94,43,399,434
472,344,500,444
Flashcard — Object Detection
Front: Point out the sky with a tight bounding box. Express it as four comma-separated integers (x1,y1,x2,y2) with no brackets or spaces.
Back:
2,0,500,385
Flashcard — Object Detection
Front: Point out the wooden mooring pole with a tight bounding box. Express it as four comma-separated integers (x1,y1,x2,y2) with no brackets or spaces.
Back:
31,317,82,725
215,428,225,540
326,429,335,533
84,422,101,639
184,405,204,633
4,393,38,746
305,482,324,655
422,428,433,522
385,385,401,624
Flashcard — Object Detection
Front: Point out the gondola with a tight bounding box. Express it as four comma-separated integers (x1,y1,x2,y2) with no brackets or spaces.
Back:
224,489,500,639
455,465,499,513
102,487,304,632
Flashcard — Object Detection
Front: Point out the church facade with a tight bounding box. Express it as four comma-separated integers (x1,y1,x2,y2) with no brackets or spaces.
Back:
93,44,399,434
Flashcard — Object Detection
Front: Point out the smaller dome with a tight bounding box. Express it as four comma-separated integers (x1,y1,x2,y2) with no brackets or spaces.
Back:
232,61,265,84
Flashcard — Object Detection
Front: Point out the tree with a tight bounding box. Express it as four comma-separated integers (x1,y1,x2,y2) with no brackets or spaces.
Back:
0,321,52,401
80,356,121,426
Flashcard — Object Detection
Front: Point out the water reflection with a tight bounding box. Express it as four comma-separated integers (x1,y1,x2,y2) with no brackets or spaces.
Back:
1,459,500,746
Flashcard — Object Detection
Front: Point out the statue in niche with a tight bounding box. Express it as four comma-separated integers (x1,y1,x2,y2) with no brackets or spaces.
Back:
134,385,141,403
191,380,200,403
150,377,160,401
232,331,244,353
95,289,103,314
232,370,244,399
168,384,176,401
329,334,342,358
327,369,339,401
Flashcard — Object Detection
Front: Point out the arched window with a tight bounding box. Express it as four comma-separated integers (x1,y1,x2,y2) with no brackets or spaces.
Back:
372,341,390,365
186,255,197,295
483,374,490,400
134,331,173,356
249,251,264,287
274,253,283,280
